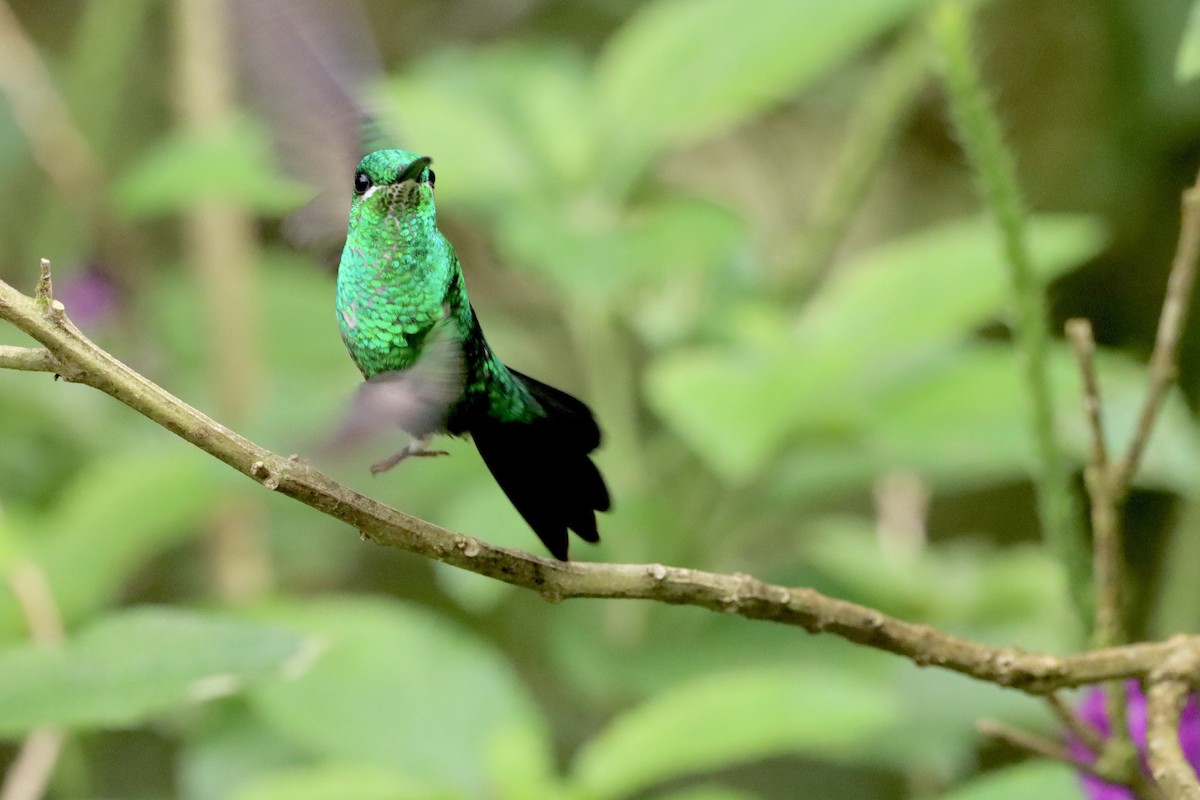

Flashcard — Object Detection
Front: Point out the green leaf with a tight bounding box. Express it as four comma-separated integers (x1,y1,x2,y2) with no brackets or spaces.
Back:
178,703,308,800
1177,0,1200,82
645,337,823,480
874,343,1200,493
496,195,743,298
381,44,594,209
114,117,311,217
0,607,312,735
798,214,1106,360
571,666,899,800
939,762,1082,800
486,721,571,800
653,789,761,800
597,0,928,163
645,214,1108,481
0,450,221,638
803,521,1072,631
247,597,543,798
231,763,462,800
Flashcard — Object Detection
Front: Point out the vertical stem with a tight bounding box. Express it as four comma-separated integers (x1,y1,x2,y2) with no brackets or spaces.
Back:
0,1,105,211
1,563,66,800
790,20,931,298
1065,317,1132,763
930,1,1089,618
175,0,271,602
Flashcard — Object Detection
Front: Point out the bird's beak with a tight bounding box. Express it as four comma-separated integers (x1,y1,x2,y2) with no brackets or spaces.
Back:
397,156,433,183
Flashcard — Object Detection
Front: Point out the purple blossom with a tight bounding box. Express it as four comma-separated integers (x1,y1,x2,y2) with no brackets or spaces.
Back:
56,264,122,329
1067,681,1200,799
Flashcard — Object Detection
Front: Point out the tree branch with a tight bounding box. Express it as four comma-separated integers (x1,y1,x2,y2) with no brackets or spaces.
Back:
1147,645,1200,799
4,263,1200,696
1058,167,1200,796
0,344,58,372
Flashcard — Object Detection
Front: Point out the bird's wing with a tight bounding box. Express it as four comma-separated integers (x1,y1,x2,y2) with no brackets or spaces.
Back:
331,312,466,448
228,0,388,249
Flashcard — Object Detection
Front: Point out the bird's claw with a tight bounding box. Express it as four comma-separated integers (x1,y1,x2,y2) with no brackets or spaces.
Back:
370,447,449,474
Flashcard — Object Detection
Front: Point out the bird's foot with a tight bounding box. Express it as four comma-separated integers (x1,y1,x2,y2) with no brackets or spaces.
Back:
370,443,449,475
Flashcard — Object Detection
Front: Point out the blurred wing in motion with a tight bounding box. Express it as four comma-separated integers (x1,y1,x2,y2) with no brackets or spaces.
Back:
327,313,466,453
227,0,391,247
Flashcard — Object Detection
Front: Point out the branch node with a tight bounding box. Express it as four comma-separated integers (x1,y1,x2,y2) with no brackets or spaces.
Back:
250,460,278,490
34,258,52,307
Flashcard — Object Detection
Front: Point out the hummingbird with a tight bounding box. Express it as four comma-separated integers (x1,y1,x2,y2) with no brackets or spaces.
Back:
334,149,610,560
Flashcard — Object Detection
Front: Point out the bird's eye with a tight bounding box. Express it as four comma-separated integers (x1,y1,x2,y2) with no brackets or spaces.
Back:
353,171,371,195
426,169,436,189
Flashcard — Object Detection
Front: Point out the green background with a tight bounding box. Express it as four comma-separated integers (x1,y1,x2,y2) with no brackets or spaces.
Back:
2,0,1200,797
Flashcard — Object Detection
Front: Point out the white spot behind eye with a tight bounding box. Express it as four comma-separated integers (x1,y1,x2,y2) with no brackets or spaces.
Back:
362,185,380,200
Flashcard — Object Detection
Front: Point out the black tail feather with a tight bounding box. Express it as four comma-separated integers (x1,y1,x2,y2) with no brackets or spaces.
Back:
471,370,610,560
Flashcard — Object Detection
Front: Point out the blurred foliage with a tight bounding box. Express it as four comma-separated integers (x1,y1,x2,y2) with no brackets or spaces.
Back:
3,0,1200,798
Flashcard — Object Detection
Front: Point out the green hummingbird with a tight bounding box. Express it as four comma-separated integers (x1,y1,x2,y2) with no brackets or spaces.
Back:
335,149,610,560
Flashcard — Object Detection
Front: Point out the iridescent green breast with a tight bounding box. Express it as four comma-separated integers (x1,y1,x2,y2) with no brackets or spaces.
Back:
335,182,453,378
336,148,544,429
336,250,446,377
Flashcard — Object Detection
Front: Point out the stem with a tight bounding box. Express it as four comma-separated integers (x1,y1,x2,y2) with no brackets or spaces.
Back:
930,0,1089,619
789,19,931,298
1065,318,1133,762
1047,691,1105,755
1,563,67,800
1115,167,1200,490
175,0,272,602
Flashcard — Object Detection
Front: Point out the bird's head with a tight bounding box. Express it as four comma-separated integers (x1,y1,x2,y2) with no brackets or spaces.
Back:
349,149,436,219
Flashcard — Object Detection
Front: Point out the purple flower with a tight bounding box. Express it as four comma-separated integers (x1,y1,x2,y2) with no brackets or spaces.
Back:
57,264,122,329
1067,681,1200,799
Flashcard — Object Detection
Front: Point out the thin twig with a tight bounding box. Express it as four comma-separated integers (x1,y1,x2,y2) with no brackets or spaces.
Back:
980,715,1160,797
1066,317,1133,759
4,265,1200,695
977,717,1078,765
1065,318,1108,471
1065,320,1122,651
1047,691,1105,755
1115,167,1200,492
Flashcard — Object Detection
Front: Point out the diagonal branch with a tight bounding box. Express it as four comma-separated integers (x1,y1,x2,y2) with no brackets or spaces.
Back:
1115,168,1200,492
2,261,1200,696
